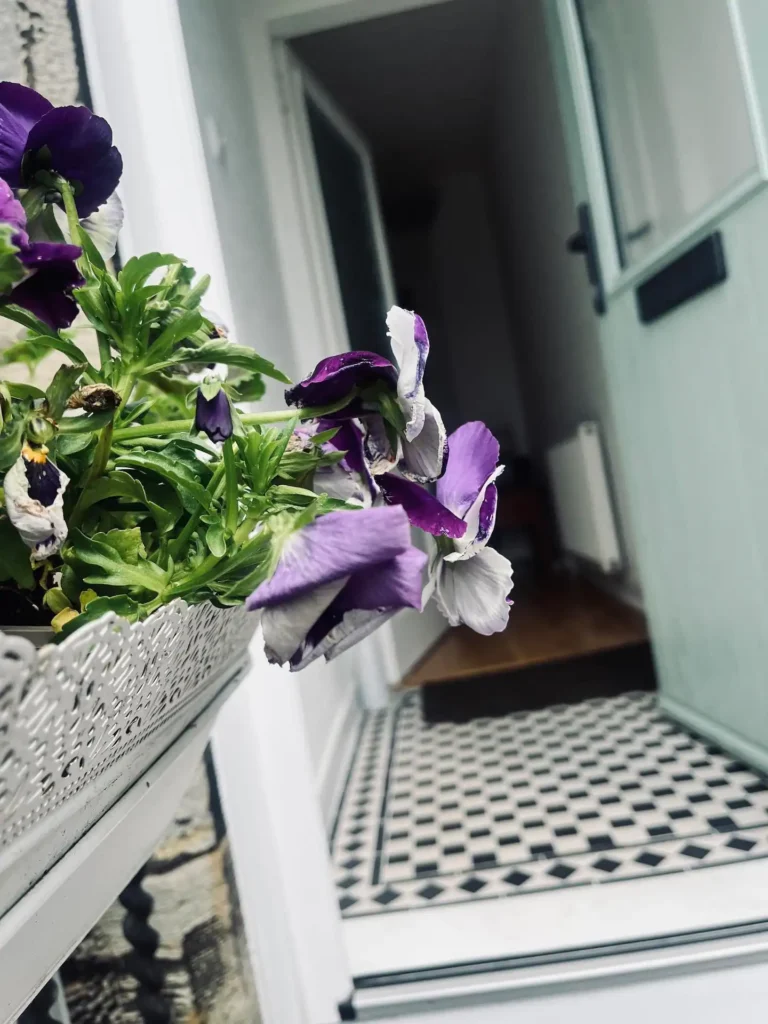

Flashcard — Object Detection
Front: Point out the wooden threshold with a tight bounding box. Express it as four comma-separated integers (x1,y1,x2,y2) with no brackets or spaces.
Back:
402,574,648,688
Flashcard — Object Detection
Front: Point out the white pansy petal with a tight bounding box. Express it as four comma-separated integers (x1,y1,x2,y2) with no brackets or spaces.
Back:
386,305,428,441
261,578,347,665
435,547,513,635
292,608,395,671
399,398,447,482
82,191,124,260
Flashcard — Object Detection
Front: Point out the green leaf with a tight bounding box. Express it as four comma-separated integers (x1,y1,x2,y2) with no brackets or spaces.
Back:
231,373,265,403
74,284,114,335
46,363,85,419
0,416,24,472
175,340,291,384
0,319,90,364
205,522,227,558
0,516,34,588
53,432,94,457
116,450,213,511
145,310,203,364
6,381,46,401
76,470,180,535
57,594,142,639
43,587,72,614
0,336,53,368
75,223,108,274
64,528,169,593
118,252,183,295
0,223,24,294
57,409,114,433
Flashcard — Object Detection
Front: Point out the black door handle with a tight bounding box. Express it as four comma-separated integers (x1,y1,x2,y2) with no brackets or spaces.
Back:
566,202,605,315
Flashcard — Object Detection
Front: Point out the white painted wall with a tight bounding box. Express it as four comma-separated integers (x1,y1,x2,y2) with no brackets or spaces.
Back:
490,0,642,600
178,0,362,795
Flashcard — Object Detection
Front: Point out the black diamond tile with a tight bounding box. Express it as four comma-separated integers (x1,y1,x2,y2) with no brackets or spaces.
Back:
530,843,555,858
636,851,664,867
344,841,363,852
599,795,621,805
418,884,444,901
504,870,531,887
389,853,409,865
611,817,635,827
460,876,487,894
688,793,712,804
342,857,362,870
499,834,521,846
374,887,400,906
708,815,738,833
523,819,546,829
681,844,710,860
473,852,497,868
593,857,620,873
338,875,359,890
745,781,768,794
648,825,673,837
706,778,728,789
443,844,466,856
727,836,757,852
727,799,752,810
470,828,492,839
415,862,439,876
339,896,358,911
555,825,578,837
577,810,600,820
549,862,576,880
589,835,615,851
668,808,693,820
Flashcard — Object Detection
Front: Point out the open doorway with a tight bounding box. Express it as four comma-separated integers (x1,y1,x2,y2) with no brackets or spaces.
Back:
287,0,650,703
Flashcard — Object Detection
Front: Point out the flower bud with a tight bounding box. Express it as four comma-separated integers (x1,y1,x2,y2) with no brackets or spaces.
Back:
193,385,233,444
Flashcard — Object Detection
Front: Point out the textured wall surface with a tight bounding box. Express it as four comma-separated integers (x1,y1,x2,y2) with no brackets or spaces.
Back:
0,0,83,104
61,757,261,1024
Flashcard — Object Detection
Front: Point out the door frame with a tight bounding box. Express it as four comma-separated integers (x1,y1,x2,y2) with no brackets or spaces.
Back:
554,0,768,299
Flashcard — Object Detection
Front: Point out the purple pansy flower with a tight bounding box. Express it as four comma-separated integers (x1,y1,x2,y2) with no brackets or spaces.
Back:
313,418,378,506
194,386,233,444
247,505,427,670
429,421,514,635
0,82,123,217
0,175,83,328
285,350,397,408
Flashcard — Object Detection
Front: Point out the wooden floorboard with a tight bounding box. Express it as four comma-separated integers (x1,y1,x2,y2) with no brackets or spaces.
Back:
403,574,648,687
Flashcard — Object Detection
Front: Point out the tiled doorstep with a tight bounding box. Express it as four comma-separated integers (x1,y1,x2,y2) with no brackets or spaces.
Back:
343,856,768,980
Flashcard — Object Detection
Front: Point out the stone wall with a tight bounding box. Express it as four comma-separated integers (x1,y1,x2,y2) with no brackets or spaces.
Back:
61,754,261,1024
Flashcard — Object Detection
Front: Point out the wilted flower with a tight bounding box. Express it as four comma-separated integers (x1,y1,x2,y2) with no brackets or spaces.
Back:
0,82,122,216
247,505,426,670
4,443,69,559
0,175,83,328
194,384,233,443
67,383,121,413
430,421,514,635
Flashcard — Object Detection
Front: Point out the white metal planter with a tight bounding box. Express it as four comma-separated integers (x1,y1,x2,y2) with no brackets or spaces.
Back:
0,599,256,921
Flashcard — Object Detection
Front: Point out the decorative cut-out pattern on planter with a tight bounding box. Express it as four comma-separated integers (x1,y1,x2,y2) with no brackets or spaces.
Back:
0,600,255,907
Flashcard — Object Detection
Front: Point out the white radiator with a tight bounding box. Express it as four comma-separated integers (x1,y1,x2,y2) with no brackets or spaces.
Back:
546,422,622,573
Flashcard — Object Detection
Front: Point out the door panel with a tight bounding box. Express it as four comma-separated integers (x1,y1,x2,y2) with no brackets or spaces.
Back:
546,0,768,764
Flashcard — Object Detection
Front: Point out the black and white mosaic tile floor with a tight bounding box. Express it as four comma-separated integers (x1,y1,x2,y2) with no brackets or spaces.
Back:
331,691,768,918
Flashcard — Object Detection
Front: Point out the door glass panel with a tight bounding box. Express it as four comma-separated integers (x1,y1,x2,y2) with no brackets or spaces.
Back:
305,94,390,355
577,0,759,268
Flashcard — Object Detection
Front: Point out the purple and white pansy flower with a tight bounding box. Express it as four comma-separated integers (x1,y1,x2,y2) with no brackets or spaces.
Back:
246,505,426,670
430,421,514,635
285,307,447,484
4,443,69,559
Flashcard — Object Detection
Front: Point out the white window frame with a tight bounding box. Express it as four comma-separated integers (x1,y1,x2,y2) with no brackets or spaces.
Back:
555,0,768,299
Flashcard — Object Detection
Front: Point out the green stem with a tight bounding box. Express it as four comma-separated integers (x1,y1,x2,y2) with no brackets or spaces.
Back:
57,178,81,247
68,417,115,528
112,397,349,442
96,331,111,369
166,519,256,599
223,438,238,535
168,460,226,562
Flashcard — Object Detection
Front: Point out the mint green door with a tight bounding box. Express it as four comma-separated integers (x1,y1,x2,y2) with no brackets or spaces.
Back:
546,0,768,766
